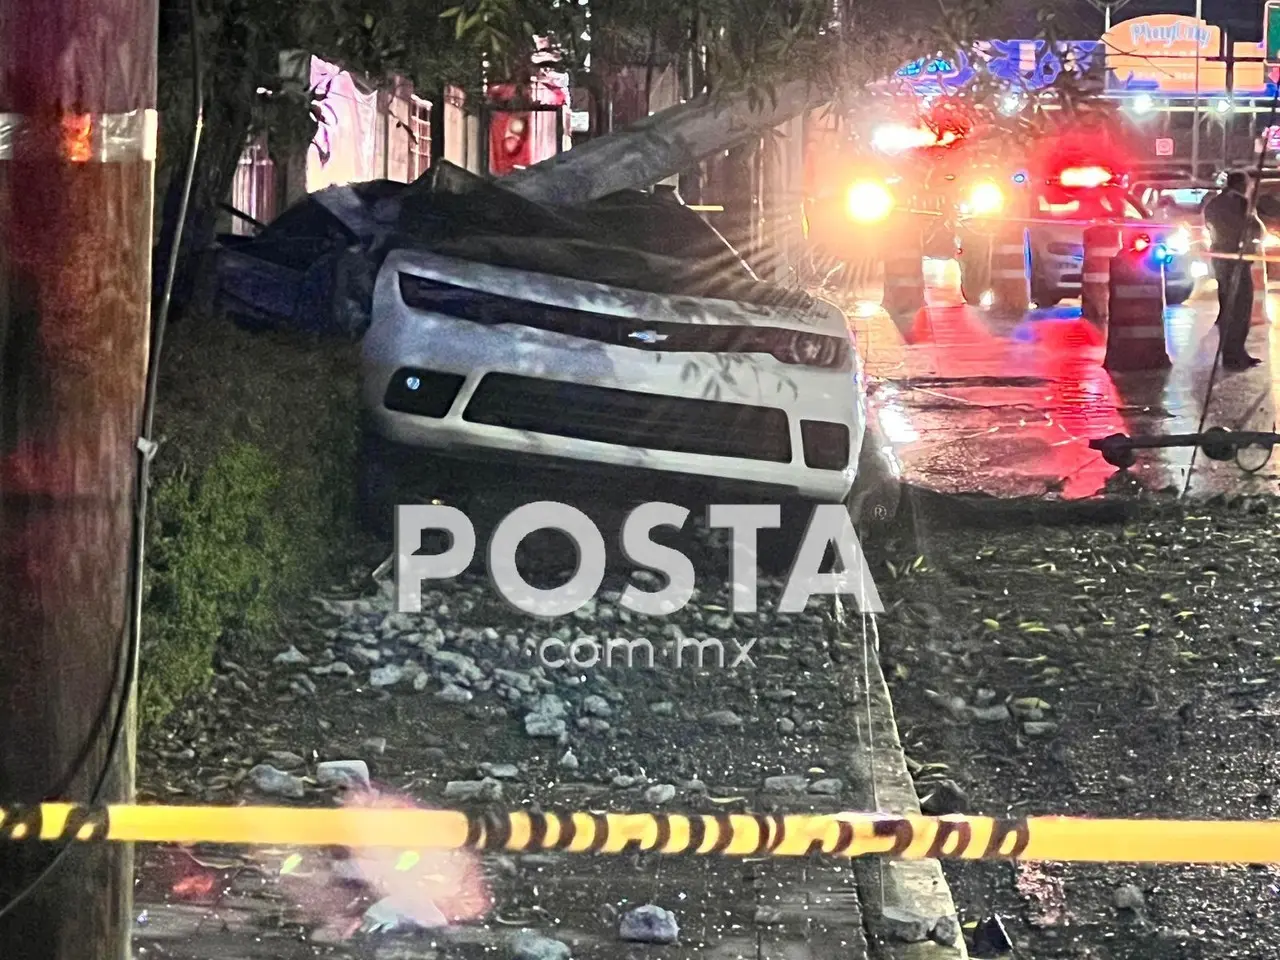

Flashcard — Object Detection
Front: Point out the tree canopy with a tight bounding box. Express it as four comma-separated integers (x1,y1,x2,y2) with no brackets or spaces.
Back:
158,0,1030,168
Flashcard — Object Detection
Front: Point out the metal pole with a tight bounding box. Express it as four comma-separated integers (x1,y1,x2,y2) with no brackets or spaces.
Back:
0,0,156,956
1191,0,1203,175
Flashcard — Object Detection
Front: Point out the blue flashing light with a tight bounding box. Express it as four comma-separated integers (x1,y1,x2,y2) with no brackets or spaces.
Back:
1153,244,1173,265
1011,321,1038,343
1013,171,1028,184
406,375,422,391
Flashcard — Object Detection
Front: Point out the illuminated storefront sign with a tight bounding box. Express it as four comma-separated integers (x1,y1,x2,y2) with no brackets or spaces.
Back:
1104,14,1278,98
893,16,1280,103
893,40,1103,98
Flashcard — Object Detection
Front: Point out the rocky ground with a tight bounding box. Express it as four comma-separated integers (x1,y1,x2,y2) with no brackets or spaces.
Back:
136,476,1280,960
134,515,888,960
881,492,1280,960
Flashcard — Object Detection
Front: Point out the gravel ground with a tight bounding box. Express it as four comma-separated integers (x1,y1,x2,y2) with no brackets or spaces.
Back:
880,492,1280,960
135,503,882,958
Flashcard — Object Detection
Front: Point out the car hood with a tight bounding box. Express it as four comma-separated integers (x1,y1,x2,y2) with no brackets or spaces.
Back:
383,248,849,337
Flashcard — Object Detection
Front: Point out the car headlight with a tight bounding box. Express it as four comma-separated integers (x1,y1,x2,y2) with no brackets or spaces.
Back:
771,331,849,368
965,180,1004,216
846,180,895,223
1164,228,1191,255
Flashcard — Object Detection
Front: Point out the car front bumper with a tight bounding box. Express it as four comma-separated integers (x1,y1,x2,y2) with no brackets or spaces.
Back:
1033,246,1195,300
362,261,865,504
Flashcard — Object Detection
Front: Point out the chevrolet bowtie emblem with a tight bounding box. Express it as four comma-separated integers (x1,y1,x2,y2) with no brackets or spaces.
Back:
628,330,669,343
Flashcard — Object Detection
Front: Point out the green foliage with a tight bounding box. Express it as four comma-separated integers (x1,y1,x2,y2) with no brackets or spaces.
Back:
140,443,288,726
155,0,1074,196
138,317,361,729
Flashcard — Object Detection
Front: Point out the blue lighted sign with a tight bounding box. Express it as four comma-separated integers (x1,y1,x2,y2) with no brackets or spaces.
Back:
894,40,1104,99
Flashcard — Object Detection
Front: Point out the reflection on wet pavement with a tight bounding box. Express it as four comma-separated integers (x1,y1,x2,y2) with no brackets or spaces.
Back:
846,275,1280,499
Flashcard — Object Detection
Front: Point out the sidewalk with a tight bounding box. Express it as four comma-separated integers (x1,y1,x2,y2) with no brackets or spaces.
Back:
842,279,1280,500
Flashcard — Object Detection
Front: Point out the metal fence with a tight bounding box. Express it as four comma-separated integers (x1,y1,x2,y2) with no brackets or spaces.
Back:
230,135,276,236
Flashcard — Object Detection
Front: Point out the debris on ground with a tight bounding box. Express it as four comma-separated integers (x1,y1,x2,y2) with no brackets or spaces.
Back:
883,495,1280,959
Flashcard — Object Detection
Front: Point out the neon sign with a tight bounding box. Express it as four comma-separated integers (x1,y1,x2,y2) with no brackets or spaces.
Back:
893,40,1104,99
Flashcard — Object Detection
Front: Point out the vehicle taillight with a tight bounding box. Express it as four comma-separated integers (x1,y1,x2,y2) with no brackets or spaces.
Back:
847,180,895,223
1059,166,1114,188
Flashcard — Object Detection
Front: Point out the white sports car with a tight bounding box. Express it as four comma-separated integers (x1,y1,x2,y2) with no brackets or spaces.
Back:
358,192,893,541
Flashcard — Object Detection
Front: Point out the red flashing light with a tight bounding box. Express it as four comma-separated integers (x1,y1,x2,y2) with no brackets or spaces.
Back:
1131,233,1151,253
1059,166,1114,188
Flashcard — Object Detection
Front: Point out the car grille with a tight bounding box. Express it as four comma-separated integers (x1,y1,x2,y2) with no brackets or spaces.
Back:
463,374,793,463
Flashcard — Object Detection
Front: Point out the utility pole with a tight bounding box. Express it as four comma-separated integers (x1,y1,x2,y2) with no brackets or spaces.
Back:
1191,0,1204,176
0,0,156,957
1085,0,1133,33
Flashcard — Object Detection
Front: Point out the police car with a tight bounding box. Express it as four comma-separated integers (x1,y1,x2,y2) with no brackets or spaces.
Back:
957,163,1197,307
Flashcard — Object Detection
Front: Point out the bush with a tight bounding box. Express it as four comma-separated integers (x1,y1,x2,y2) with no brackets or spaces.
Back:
139,315,360,728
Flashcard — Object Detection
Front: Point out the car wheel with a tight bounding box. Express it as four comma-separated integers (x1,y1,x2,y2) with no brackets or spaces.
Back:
846,416,903,549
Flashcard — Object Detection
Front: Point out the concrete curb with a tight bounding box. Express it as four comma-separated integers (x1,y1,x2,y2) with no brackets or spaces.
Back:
849,621,969,960
898,484,1142,530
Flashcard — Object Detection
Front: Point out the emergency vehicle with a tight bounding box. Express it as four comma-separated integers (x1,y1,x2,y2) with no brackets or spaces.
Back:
806,98,1197,306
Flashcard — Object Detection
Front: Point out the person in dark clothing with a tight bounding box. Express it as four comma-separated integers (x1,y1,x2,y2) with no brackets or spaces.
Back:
1203,170,1266,369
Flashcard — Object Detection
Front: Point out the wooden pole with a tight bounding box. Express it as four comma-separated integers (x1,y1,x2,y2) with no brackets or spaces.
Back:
0,0,156,957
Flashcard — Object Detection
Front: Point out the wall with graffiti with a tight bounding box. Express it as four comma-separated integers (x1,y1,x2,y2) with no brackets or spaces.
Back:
893,40,1105,99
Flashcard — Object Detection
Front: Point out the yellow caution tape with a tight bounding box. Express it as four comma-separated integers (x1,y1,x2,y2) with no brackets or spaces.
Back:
6,804,1280,863
1203,250,1280,263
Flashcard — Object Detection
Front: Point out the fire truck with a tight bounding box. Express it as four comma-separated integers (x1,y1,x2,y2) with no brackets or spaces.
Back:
806,96,1198,306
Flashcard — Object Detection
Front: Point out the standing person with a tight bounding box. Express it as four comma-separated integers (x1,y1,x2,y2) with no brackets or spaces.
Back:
1204,171,1265,369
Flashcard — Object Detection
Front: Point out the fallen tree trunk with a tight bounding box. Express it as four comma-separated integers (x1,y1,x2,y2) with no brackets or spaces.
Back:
502,80,826,205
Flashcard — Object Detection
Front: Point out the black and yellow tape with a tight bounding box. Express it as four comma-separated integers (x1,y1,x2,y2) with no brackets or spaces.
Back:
4,804,1280,863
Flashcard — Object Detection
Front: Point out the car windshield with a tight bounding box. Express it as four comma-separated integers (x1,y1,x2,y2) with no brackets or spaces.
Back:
1138,186,1211,215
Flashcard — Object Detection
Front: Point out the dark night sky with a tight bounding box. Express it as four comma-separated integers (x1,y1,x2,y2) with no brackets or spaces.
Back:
1007,0,1267,41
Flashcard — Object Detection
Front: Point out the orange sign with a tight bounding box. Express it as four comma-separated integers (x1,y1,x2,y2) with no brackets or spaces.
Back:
1104,15,1274,97
1104,15,1222,94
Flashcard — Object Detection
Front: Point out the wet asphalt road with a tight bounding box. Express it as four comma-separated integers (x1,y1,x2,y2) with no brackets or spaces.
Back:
848,262,1280,501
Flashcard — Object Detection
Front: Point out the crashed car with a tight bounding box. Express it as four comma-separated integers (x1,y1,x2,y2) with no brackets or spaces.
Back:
358,166,893,539
212,180,402,337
